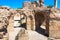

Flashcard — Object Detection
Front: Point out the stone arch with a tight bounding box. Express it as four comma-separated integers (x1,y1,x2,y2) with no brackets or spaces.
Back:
7,9,17,32
20,13,27,29
24,11,35,30
34,10,50,36
16,10,35,30
15,10,27,29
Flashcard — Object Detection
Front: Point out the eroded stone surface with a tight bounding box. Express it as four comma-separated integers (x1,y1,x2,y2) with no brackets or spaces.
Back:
0,1,60,40
49,8,60,39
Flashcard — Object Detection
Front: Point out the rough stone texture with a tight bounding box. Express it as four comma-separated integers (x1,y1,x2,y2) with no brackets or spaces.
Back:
0,1,60,40
16,29,48,40
15,28,29,40
49,8,60,39
0,6,16,40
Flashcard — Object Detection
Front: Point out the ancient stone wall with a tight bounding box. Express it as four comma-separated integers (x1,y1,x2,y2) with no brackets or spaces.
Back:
0,1,60,40
0,6,17,40
49,8,60,40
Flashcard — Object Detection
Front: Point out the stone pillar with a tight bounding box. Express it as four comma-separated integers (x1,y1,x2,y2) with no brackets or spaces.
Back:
31,15,35,31
7,16,14,32
26,14,35,30
54,0,58,8
26,17,31,30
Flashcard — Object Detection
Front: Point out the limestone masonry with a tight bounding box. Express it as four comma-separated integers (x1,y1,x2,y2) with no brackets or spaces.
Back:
0,1,60,40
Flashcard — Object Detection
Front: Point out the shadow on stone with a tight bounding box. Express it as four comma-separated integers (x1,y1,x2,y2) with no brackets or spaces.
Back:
20,23,26,29
35,11,50,37
35,26,49,37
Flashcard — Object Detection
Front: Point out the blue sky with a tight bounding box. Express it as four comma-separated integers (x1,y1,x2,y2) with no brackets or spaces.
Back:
0,0,60,9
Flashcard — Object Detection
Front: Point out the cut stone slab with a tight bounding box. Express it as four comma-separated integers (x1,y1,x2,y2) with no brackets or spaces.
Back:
16,29,48,40
9,28,23,40
27,30,48,40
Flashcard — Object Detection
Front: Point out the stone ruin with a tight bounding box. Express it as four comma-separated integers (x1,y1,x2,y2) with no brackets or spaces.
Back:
49,8,60,40
0,0,60,40
15,2,60,40
0,6,17,40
